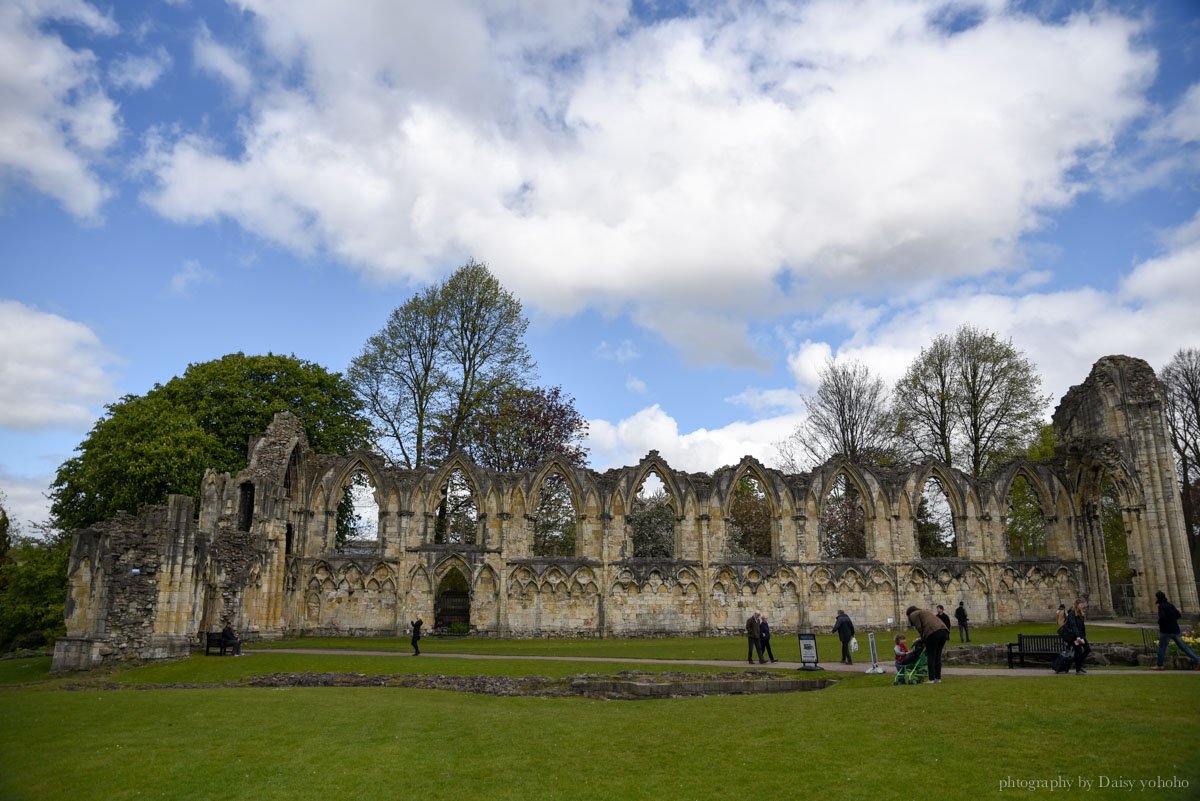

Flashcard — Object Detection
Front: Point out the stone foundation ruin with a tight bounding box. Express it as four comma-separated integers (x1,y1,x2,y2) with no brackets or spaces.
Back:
52,355,1198,671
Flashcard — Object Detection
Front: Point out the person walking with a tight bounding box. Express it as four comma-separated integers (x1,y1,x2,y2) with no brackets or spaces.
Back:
760,614,777,662
954,601,970,642
1065,599,1092,674
1152,591,1200,670
410,617,423,656
832,610,856,665
906,605,950,683
746,611,765,664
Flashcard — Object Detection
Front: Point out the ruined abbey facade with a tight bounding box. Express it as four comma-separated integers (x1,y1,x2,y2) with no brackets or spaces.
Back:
53,355,1198,670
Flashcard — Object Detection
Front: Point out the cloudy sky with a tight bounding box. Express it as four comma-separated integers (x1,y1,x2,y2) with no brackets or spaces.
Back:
1,0,1198,531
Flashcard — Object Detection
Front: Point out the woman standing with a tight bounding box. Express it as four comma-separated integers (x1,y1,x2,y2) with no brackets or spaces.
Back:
1065,599,1091,674
905,606,950,683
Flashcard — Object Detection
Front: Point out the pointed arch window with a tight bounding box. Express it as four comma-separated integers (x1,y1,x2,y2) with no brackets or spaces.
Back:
1005,474,1047,557
727,474,772,558
337,469,380,553
628,472,674,558
435,468,478,545
819,473,866,559
532,471,577,557
915,477,957,557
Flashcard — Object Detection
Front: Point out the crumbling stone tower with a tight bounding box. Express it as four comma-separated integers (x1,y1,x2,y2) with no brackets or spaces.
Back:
1054,355,1198,616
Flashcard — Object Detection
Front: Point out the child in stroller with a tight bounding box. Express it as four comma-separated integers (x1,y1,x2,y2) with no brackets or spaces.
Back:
894,637,928,685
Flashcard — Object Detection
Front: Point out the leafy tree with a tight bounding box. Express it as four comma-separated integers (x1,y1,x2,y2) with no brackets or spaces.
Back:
895,325,1049,477
819,474,867,559
727,475,772,558
1160,347,1200,577
347,284,445,469
451,385,588,473
1004,426,1055,558
350,260,538,469
628,475,675,558
776,359,897,472
50,353,369,531
532,472,576,557
0,525,71,653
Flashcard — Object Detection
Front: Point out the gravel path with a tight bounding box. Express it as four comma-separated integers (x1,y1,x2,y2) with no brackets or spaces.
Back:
246,648,1191,678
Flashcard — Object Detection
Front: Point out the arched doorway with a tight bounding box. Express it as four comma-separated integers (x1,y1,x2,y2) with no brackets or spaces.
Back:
435,569,471,631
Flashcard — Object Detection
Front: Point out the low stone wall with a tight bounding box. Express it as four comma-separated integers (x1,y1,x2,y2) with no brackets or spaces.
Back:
943,641,1144,667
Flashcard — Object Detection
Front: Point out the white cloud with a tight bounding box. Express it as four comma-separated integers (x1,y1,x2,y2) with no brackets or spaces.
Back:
193,23,253,96
624,375,646,394
141,1,1157,365
595,339,639,363
0,468,53,531
108,46,171,90
585,404,800,472
0,300,118,430
0,0,120,219
169,259,216,294
774,210,1200,410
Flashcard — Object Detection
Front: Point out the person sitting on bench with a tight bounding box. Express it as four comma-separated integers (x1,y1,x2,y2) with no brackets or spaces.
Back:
220,622,242,656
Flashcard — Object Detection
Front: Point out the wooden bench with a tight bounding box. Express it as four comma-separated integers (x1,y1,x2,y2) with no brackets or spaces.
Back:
204,632,237,656
1007,634,1065,668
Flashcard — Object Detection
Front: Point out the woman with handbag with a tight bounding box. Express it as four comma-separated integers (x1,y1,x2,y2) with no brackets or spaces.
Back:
1065,599,1092,674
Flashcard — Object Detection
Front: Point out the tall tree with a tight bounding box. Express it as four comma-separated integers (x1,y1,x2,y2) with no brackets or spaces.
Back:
1160,347,1200,576
775,359,897,471
50,353,369,531
894,325,1048,477
347,285,445,469
453,385,588,473
0,523,71,653
349,260,542,469
894,334,957,465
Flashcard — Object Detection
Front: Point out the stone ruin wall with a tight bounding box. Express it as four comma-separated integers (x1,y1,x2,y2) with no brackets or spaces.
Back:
52,355,1199,670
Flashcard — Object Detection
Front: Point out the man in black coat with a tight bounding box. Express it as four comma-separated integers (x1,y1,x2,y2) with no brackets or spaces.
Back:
1153,591,1200,670
220,622,242,656
935,605,953,633
954,601,970,642
832,610,855,664
746,611,765,664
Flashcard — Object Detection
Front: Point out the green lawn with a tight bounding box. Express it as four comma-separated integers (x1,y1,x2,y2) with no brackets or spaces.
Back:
2,626,1187,801
249,622,1145,662
2,661,1196,801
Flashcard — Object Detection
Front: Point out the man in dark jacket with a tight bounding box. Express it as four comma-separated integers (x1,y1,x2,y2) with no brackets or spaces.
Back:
935,604,953,632
760,615,777,662
220,622,242,656
954,601,970,642
1152,591,1200,670
832,610,855,664
906,606,949,683
746,611,765,664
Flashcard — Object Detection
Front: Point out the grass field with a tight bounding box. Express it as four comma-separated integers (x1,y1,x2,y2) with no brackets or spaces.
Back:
2,627,1196,801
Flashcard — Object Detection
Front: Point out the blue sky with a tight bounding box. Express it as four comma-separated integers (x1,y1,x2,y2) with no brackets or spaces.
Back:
1,0,1198,531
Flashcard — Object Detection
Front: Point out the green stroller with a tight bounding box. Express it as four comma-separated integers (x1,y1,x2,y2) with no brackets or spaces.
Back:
893,649,928,685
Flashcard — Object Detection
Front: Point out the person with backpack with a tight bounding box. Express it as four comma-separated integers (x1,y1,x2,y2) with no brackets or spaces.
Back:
1152,591,1200,670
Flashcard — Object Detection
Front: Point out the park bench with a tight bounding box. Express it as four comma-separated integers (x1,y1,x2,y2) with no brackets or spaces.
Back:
1006,634,1064,668
204,632,236,656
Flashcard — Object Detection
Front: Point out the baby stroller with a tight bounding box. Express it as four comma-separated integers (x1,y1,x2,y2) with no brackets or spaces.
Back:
893,649,928,685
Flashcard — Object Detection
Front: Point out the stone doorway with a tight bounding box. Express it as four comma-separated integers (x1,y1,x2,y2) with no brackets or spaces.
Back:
435,569,470,631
